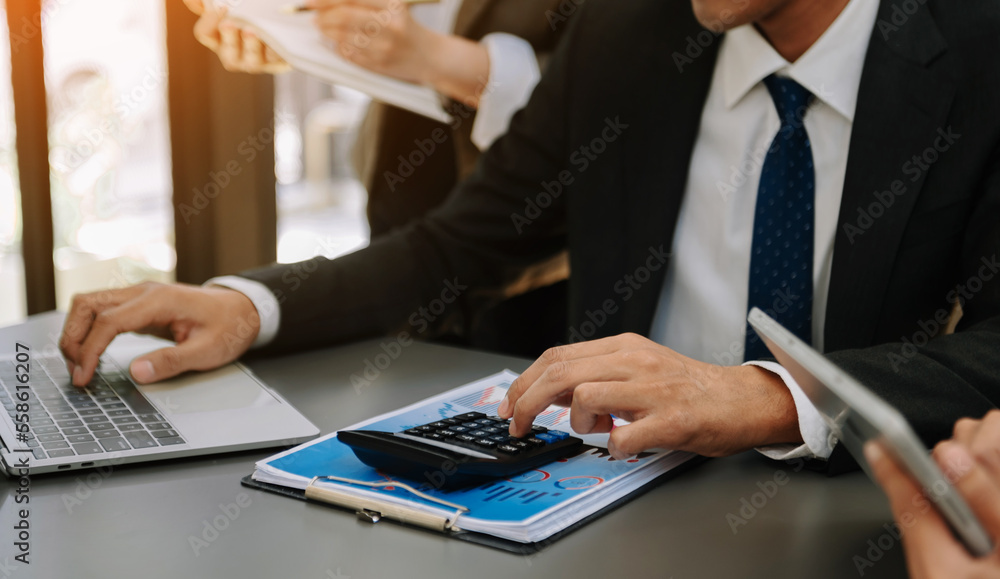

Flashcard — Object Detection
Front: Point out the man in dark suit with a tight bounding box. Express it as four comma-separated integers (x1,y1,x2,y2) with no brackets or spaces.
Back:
60,0,1000,473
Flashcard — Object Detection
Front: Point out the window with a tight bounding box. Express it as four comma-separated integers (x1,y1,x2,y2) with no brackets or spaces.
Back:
0,7,26,325
42,0,174,309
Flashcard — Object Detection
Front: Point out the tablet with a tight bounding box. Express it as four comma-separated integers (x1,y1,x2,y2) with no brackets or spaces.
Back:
747,307,993,556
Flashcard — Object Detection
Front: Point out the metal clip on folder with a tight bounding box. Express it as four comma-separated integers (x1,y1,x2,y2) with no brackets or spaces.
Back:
304,475,469,533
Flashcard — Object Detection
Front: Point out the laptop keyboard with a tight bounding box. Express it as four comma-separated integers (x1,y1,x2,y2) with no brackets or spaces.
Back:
1,356,185,461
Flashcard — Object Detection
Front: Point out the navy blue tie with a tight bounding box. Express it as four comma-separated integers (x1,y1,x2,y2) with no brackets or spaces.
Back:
745,75,815,361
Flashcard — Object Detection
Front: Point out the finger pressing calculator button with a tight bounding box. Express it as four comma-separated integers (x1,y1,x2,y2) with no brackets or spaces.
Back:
497,444,522,455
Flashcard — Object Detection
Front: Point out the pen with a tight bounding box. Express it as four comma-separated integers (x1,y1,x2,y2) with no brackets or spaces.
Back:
282,0,438,13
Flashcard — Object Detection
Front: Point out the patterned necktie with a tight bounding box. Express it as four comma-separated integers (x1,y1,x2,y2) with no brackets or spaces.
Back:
745,75,815,361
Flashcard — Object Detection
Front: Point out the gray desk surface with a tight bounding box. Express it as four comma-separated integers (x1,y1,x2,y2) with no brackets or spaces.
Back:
0,313,908,579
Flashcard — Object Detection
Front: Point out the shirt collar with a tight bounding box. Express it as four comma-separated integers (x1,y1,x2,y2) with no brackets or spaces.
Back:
719,0,880,122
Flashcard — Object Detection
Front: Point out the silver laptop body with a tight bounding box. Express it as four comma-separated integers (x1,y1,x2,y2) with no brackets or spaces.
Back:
0,316,319,476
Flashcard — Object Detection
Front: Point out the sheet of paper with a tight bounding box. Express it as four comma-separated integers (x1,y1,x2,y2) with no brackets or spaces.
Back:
254,370,695,543
227,0,452,123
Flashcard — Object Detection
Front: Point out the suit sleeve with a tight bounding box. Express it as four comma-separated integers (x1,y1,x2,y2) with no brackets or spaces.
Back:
237,10,587,356
823,143,1000,475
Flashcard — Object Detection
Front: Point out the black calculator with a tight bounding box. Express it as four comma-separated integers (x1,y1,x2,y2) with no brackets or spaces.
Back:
337,412,583,489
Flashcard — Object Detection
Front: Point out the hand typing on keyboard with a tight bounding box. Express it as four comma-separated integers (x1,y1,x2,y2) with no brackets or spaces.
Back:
59,282,261,387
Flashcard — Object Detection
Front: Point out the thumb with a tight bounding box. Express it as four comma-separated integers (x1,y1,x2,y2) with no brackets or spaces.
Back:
129,339,222,384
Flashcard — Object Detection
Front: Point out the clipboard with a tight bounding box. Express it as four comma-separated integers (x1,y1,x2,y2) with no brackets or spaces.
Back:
240,456,708,554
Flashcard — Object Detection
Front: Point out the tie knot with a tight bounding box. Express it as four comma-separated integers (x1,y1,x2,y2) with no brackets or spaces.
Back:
763,74,813,126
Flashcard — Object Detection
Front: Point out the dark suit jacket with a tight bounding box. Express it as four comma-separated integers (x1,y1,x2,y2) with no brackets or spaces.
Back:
243,0,1000,473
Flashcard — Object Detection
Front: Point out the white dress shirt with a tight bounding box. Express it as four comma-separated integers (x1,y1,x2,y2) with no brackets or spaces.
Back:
649,0,879,460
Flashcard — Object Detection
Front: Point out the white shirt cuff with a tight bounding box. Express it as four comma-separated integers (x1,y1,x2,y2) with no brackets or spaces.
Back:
744,360,837,461
471,33,541,150
204,275,280,349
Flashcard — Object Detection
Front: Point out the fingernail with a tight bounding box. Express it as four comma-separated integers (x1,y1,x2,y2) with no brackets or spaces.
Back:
508,418,518,436
863,442,883,465
131,360,155,384
72,366,84,386
938,442,974,483
498,397,510,417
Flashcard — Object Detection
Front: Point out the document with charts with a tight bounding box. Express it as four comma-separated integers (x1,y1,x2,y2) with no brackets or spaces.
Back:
226,0,451,123
251,370,696,544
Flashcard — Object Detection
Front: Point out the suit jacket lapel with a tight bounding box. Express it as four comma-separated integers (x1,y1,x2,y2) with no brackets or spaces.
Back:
825,2,953,351
453,0,492,37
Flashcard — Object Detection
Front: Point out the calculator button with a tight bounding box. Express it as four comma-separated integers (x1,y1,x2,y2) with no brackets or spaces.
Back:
428,422,448,428
497,444,522,455
404,429,424,436
468,430,489,438
441,418,462,425
447,425,469,433
455,434,477,443
481,426,501,434
531,426,549,434
462,421,482,428
525,437,548,448
535,431,569,443
454,412,486,421
423,433,444,440
509,440,531,450
473,439,498,449
489,434,513,443
415,425,435,432
434,429,457,438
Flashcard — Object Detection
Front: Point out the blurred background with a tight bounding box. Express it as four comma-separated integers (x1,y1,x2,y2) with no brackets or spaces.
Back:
1,0,372,326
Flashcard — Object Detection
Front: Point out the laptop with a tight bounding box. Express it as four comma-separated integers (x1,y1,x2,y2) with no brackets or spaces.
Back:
0,315,320,476
747,307,993,557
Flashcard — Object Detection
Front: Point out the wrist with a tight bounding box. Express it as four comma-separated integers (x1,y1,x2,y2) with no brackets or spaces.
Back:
420,33,490,107
731,365,803,448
